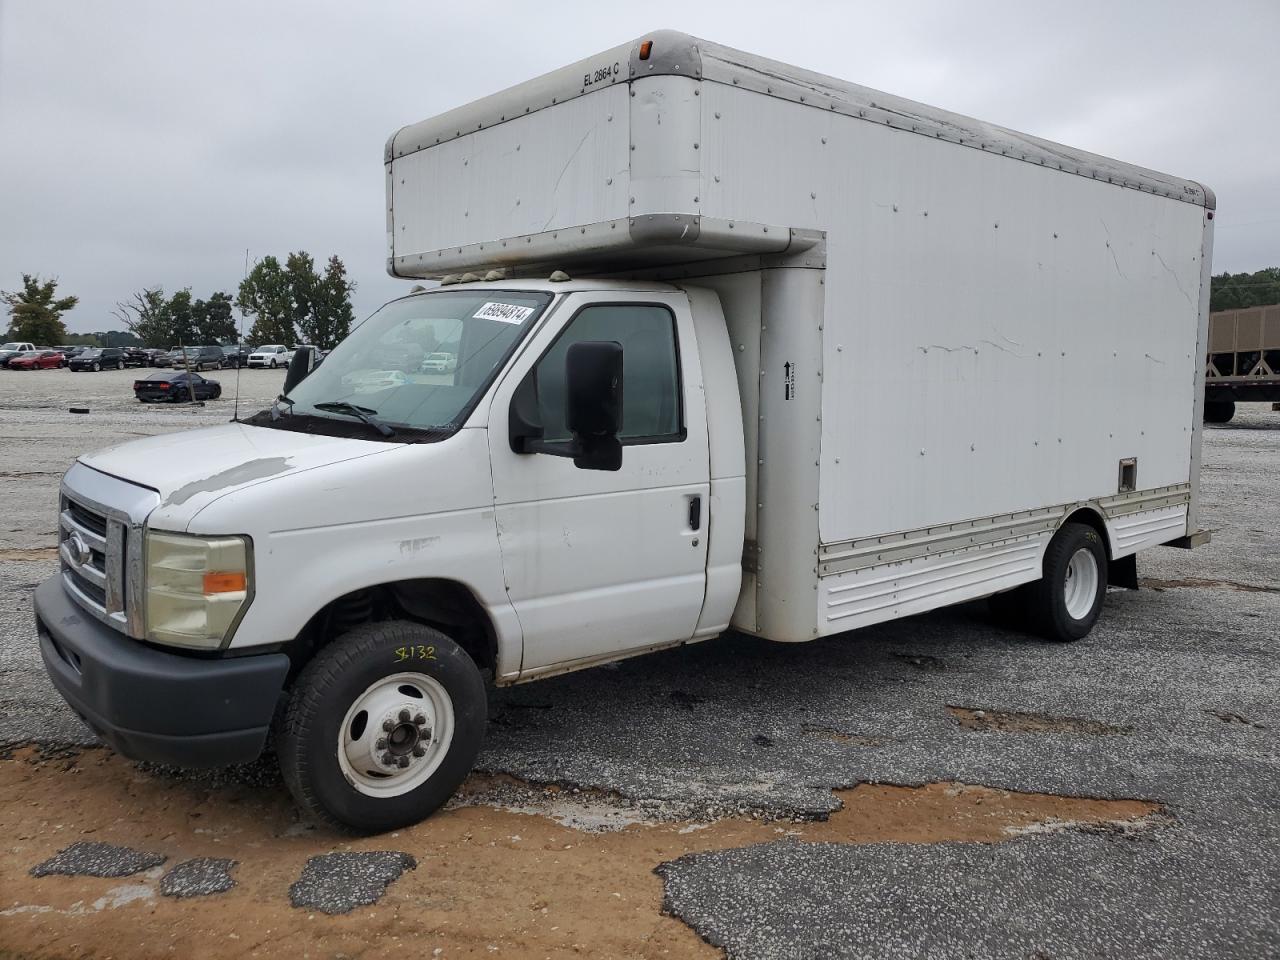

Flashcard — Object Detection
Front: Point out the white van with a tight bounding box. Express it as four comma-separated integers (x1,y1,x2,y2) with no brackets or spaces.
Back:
35,31,1213,832
247,344,294,368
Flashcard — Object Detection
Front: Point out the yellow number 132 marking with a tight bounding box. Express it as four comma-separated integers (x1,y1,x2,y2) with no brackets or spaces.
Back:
394,645,437,663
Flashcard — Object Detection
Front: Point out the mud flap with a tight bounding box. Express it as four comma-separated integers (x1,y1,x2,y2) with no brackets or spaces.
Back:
1108,553,1138,590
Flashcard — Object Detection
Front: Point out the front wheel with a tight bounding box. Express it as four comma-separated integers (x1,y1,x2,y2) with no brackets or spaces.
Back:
278,620,486,833
269,359,278,369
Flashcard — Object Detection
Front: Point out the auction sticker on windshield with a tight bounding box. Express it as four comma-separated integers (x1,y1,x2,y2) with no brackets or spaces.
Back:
473,301,535,324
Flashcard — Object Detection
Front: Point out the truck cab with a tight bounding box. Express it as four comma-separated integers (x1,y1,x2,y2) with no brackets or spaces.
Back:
36,277,745,832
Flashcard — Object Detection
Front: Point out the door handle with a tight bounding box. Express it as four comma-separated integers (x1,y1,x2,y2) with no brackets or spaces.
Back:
688,495,702,531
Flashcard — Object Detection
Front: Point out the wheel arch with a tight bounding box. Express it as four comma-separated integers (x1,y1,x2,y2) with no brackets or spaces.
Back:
1058,506,1113,559
286,577,502,684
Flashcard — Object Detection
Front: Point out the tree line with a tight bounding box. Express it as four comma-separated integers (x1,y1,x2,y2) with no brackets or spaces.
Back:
1209,267,1280,313
3,250,356,351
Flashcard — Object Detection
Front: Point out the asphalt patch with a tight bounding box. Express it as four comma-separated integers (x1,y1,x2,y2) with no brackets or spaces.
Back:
657,832,1276,960
159,857,237,898
288,851,417,915
30,841,166,878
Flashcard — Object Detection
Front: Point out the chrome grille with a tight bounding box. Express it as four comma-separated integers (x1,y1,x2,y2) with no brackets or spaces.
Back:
57,462,158,639
60,494,126,625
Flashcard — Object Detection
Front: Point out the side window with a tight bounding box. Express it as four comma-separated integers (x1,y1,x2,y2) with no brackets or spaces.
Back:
535,304,682,443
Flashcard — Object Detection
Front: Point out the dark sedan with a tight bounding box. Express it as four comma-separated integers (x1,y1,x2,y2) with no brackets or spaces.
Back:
69,347,126,371
133,371,222,403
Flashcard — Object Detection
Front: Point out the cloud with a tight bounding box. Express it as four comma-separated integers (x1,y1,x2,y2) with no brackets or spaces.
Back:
1,0,1275,334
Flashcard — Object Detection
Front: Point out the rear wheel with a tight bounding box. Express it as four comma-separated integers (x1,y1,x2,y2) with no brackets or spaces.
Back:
1025,522,1108,642
92,362,101,372
278,620,486,833
270,358,278,369
1204,400,1235,424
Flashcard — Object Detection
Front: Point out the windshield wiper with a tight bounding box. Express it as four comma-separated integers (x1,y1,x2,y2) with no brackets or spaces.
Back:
313,401,396,437
270,393,295,421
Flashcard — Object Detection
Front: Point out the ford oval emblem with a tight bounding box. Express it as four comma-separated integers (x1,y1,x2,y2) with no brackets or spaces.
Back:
68,532,92,567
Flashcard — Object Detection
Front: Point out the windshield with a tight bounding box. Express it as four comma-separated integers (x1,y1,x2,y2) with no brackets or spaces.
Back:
80,349,102,357
281,289,553,434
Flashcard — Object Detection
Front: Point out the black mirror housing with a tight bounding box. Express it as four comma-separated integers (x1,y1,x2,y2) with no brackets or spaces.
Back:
565,341,623,471
565,340,623,437
283,346,317,395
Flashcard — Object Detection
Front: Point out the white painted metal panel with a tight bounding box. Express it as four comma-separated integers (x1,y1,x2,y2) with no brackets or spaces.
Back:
698,82,1205,545
484,290,711,674
390,85,631,260
819,535,1046,633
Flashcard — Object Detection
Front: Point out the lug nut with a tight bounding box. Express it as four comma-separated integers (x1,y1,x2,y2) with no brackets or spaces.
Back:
381,752,393,766
414,712,426,726
382,718,394,732
397,756,410,769
399,709,411,723
412,744,426,758
375,737,387,750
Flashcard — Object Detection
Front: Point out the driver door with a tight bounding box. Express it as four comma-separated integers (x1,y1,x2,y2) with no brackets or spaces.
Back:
487,291,710,675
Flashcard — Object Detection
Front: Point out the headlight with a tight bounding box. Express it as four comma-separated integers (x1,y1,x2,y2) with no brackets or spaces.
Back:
145,531,252,649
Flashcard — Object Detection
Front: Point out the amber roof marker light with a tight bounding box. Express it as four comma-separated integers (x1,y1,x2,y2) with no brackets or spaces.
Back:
639,39,653,60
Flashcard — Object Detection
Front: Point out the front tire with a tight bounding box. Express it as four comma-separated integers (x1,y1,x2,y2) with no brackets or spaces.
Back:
270,359,278,369
92,362,101,372
278,620,486,833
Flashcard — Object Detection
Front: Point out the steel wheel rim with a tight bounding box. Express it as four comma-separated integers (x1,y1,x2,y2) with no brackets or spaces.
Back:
1063,547,1099,620
337,672,455,798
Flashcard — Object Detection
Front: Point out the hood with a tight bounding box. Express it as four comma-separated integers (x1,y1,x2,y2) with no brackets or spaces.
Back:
80,421,398,515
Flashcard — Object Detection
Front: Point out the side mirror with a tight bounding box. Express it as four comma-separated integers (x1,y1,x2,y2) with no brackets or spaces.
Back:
283,346,318,394
565,340,623,471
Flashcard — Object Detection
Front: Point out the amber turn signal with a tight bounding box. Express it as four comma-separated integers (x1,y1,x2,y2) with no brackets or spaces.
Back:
203,571,248,594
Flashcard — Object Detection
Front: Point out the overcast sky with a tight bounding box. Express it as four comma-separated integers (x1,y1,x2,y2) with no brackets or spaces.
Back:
1,0,1276,335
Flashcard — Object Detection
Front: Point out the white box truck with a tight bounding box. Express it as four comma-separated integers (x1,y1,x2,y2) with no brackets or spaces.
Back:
35,30,1214,832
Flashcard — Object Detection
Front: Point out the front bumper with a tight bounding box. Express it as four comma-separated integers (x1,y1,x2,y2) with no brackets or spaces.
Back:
34,575,290,767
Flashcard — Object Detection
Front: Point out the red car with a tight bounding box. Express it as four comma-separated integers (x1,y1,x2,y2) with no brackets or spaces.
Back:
8,350,65,370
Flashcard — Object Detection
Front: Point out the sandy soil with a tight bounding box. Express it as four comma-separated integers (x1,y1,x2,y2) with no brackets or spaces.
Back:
0,748,1159,960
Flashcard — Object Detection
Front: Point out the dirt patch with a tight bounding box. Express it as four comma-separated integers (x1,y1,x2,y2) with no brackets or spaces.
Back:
0,748,1159,959
948,706,1132,735
801,723,893,747
0,546,58,562
1141,576,1279,594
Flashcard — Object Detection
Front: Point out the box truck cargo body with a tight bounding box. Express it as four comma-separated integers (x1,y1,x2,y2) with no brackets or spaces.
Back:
34,31,1213,831
385,29,1215,642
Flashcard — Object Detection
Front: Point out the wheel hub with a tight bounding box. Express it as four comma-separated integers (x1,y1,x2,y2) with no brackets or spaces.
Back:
376,709,432,768
337,673,455,797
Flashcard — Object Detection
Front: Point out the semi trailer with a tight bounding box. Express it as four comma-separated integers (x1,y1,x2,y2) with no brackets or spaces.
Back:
1204,303,1280,422
36,30,1214,832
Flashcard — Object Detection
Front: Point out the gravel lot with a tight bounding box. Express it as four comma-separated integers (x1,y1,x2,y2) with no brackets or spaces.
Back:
0,367,1277,959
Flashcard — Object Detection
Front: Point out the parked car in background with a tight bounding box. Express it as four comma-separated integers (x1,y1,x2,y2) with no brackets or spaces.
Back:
220,344,251,368
68,347,127,371
183,346,225,371
133,370,222,402
247,344,293,368
8,350,66,370
421,350,458,373
139,348,167,366
0,342,37,368
120,347,151,368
